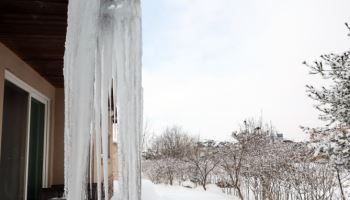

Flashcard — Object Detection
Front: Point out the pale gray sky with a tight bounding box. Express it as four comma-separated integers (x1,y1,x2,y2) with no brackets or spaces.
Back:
142,0,350,141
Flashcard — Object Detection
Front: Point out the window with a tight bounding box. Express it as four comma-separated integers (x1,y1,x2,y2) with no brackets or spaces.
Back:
0,71,50,200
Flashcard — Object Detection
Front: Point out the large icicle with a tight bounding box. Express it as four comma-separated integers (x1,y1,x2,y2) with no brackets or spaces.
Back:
111,1,143,199
63,0,142,199
63,0,100,199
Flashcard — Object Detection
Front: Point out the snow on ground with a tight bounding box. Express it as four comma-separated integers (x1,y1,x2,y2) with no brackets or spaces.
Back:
151,183,236,200
113,180,237,200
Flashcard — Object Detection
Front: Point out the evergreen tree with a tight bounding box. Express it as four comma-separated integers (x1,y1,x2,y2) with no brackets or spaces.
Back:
304,23,350,167
303,23,350,200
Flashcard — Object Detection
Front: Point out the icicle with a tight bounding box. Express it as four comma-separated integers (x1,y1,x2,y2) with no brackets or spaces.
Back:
94,46,103,200
63,0,100,199
89,124,94,198
64,0,142,199
100,47,110,200
112,1,143,199
99,2,114,198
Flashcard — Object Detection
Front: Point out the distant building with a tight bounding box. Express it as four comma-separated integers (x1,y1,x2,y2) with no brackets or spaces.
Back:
270,132,284,142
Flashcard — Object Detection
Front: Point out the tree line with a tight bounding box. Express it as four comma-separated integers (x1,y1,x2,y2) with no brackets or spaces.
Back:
142,121,347,200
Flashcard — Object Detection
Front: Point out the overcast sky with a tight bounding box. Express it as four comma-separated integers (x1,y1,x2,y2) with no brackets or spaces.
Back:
141,0,350,141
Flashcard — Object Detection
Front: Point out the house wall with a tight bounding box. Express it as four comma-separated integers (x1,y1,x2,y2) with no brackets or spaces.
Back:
111,143,118,180
0,42,64,186
53,88,64,185
91,117,118,183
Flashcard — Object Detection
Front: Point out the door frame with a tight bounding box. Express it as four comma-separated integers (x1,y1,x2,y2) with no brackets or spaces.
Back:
4,70,51,199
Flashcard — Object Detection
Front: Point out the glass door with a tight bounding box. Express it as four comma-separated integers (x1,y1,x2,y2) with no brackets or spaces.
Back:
26,98,46,200
0,81,29,200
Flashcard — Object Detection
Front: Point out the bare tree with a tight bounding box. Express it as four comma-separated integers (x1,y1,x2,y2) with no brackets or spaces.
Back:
142,126,196,185
218,119,272,200
187,140,220,190
142,119,155,152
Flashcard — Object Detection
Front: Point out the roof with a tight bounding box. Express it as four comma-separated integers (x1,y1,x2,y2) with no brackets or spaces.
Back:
0,0,68,87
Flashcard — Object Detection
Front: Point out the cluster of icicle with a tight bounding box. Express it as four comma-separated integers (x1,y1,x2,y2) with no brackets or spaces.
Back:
63,0,142,199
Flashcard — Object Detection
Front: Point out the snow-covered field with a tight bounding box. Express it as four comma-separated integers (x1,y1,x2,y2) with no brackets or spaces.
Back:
113,180,236,200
